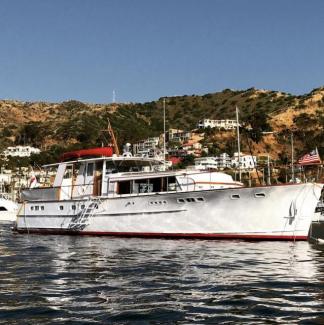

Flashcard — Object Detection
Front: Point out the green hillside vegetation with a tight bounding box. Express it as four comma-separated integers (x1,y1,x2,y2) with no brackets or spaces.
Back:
0,87,323,168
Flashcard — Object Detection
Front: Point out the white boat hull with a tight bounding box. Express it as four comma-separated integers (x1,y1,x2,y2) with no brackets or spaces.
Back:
15,183,322,240
0,212,17,222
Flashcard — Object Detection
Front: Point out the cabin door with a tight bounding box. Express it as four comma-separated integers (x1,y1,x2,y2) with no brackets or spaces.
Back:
93,162,103,196
60,164,73,200
82,162,95,196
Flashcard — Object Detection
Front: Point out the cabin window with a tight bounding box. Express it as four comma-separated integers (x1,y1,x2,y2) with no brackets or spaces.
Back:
87,163,94,177
150,178,163,192
231,194,240,199
196,197,205,202
133,179,153,193
0,206,7,211
71,205,76,210
59,206,64,210
167,176,178,191
41,206,45,211
63,165,73,179
30,206,34,211
255,193,266,198
186,198,195,202
35,206,39,211
118,181,132,195
177,198,185,203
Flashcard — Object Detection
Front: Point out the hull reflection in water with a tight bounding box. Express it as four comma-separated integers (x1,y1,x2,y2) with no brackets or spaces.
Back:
1,225,324,324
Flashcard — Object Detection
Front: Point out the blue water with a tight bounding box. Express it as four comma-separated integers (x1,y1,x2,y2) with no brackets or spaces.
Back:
1,222,324,324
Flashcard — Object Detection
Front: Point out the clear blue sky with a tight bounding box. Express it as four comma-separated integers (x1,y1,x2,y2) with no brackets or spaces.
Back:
0,0,323,103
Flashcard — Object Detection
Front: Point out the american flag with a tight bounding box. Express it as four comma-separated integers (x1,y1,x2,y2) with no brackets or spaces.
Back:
297,148,321,165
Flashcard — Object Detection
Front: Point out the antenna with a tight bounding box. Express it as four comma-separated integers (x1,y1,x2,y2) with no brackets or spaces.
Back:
112,90,116,103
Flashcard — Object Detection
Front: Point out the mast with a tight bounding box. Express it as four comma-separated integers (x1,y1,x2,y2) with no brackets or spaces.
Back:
235,106,241,182
107,118,120,156
163,98,166,170
267,154,271,185
291,132,294,182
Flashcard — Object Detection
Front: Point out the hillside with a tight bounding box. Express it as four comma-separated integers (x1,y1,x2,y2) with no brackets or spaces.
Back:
0,86,323,165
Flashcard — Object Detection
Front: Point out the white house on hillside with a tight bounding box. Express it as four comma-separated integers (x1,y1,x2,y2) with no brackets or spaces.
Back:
232,152,257,170
194,157,218,170
198,119,239,130
3,146,41,158
215,153,232,169
133,137,161,158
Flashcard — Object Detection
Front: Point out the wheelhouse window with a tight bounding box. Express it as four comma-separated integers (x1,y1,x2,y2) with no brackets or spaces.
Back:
63,165,73,179
116,176,179,195
118,180,132,195
133,179,153,193
87,163,94,177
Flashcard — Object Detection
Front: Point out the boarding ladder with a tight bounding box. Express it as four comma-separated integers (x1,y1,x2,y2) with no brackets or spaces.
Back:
68,197,102,231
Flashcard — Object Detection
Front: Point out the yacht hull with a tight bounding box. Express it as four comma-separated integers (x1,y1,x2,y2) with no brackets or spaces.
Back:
15,183,322,240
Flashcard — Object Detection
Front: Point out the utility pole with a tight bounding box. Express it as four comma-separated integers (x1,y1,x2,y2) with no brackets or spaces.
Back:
163,98,166,171
291,132,294,183
235,106,241,182
267,154,271,185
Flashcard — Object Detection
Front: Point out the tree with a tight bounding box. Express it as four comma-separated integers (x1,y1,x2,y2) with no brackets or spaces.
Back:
243,109,271,143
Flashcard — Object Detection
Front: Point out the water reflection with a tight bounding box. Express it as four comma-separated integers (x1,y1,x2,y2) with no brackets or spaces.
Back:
1,223,324,324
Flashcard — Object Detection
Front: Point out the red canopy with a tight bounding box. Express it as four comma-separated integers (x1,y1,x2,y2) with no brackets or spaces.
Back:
60,147,114,161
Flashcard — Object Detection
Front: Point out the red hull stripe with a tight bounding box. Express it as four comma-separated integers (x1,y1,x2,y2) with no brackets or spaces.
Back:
15,229,308,241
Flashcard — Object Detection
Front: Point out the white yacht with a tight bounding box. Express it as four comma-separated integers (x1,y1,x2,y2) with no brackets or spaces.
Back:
14,147,323,240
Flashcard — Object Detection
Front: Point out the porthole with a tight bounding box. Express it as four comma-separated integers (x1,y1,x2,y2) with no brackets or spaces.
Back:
81,205,85,209
177,198,185,203
31,206,34,211
231,194,240,199
186,198,195,202
41,206,44,211
35,206,39,211
71,205,76,210
196,197,205,202
59,206,64,210
255,193,266,198
163,200,167,204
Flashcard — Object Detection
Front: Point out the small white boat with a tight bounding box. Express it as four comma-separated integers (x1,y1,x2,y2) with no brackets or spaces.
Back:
0,193,18,222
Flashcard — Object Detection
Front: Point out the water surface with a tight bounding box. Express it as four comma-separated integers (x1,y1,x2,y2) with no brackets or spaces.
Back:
1,223,324,324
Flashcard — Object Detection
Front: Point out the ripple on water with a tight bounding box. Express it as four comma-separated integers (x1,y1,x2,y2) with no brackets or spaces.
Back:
1,223,324,324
